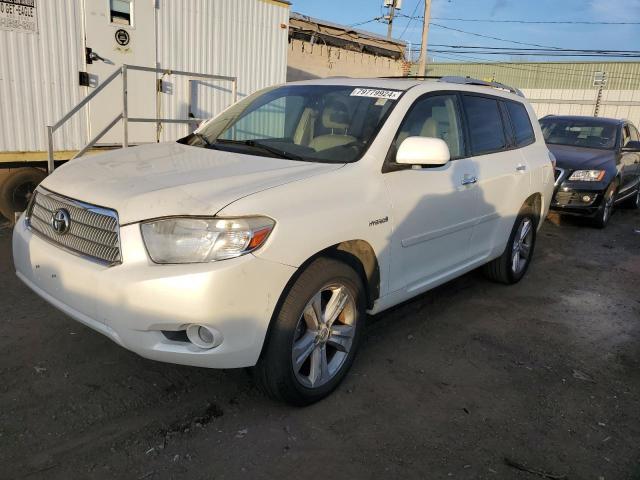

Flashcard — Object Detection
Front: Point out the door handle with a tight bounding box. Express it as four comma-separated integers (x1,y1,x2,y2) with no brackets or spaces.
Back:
516,164,527,172
461,175,478,186
85,47,106,64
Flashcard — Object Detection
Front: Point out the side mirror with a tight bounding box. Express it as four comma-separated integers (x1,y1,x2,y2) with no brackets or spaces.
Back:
396,137,451,167
622,140,640,152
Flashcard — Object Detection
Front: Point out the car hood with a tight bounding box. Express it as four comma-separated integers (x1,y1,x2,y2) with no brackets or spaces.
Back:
548,144,616,171
41,143,343,224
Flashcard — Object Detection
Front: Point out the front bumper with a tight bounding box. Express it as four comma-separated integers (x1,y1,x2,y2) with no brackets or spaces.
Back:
550,186,604,217
12,218,296,368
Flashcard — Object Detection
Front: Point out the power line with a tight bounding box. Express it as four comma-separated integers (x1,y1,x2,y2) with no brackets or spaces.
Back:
427,44,640,55
428,22,564,50
348,17,383,28
423,50,640,58
426,52,640,82
430,17,640,25
399,0,422,39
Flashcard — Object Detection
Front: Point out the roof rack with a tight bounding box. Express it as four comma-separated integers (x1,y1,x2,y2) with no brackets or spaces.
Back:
438,76,524,97
379,75,524,97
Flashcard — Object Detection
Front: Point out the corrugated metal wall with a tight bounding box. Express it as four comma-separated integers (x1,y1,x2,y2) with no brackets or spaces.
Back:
157,0,289,142
0,0,88,153
0,0,288,154
425,62,640,126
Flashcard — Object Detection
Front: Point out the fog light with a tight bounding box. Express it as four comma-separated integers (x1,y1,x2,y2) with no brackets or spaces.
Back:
186,324,222,349
582,195,592,203
198,326,214,344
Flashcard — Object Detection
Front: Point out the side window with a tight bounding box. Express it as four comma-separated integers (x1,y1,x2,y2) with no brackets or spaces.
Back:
622,125,633,146
393,94,464,159
505,101,536,147
631,125,640,142
462,95,506,155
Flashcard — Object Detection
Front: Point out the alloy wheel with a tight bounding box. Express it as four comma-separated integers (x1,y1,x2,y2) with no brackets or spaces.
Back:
511,217,533,274
602,188,615,223
291,283,356,389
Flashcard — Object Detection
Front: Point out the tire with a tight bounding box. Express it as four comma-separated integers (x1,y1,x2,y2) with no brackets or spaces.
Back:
624,184,640,209
0,168,46,221
254,257,366,406
483,209,537,285
592,181,617,229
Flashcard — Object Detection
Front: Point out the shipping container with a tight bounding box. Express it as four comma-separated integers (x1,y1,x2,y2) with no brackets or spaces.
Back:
0,0,290,218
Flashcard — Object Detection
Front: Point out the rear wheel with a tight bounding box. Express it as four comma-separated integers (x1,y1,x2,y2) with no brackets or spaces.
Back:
592,181,617,228
254,257,365,406
483,210,537,285
0,168,46,221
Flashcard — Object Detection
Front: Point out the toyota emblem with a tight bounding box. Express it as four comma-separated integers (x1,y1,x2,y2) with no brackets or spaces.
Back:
51,208,71,235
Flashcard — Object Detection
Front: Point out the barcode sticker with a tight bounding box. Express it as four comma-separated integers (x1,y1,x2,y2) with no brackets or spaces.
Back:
350,88,402,100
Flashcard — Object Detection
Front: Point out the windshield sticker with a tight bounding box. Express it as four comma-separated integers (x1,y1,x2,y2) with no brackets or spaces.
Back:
350,88,402,100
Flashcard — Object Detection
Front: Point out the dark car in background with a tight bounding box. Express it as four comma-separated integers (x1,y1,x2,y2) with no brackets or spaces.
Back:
540,115,640,228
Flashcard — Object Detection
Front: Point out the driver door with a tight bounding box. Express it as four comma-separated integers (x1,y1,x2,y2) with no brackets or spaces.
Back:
384,94,481,294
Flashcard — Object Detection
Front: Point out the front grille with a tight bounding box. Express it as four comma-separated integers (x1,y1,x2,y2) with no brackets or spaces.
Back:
27,189,121,265
553,191,598,206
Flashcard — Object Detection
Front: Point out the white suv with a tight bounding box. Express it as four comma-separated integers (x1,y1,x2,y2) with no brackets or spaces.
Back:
13,77,554,405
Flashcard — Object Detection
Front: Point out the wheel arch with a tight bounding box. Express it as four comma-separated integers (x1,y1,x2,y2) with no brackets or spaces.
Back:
523,192,543,228
290,239,380,310
256,239,381,363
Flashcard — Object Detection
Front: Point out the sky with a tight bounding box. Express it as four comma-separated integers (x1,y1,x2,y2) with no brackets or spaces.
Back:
289,0,640,62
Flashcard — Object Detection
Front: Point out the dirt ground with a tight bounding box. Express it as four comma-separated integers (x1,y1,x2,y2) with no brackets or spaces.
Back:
1,209,639,480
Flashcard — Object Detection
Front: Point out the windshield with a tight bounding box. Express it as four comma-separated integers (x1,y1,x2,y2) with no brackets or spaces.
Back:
539,118,618,150
178,85,401,163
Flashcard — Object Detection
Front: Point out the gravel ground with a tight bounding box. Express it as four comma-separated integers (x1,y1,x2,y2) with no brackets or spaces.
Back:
1,210,639,480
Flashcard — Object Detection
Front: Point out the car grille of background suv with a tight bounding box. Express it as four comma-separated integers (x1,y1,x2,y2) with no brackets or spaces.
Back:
26,189,121,265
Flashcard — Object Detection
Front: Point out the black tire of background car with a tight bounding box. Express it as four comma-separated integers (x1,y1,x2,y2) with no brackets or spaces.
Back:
0,168,46,221
592,181,618,229
624,184,640,209
254,257,365,406
483,208,538,285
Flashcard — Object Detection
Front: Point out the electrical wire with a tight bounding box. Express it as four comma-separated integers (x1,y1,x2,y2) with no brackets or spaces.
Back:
348,17,383,28
428,22,564,50
399,0,422,39
427,51,640,82
430,17,640,25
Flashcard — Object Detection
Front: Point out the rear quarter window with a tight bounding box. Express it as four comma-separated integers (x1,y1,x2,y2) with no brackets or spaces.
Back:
461,95,506,156
506,101,536,147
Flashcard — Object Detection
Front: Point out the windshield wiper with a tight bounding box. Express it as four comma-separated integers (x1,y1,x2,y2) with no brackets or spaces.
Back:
193,132,215,148
215,139,304,161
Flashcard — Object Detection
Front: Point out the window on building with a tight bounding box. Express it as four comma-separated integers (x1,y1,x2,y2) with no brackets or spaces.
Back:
462,95,506,155
110,0,132,25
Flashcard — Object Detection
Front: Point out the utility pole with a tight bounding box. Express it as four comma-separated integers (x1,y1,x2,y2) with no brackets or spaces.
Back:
417,0,432,76
385,0,401,40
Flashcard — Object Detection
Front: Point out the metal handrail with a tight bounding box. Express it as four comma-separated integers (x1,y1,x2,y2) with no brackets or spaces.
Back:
46,64,239,174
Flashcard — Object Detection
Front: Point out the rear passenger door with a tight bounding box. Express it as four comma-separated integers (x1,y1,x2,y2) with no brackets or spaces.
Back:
461,95,533,261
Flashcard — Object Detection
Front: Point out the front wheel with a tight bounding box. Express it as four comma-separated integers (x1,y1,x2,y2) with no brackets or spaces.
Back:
483,211,537,285
592,182,617,228
254,257,365,406
625,184,640,210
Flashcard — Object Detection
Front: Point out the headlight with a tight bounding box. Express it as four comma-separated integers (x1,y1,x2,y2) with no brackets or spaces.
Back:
140,216,275,264
568,170,605,182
